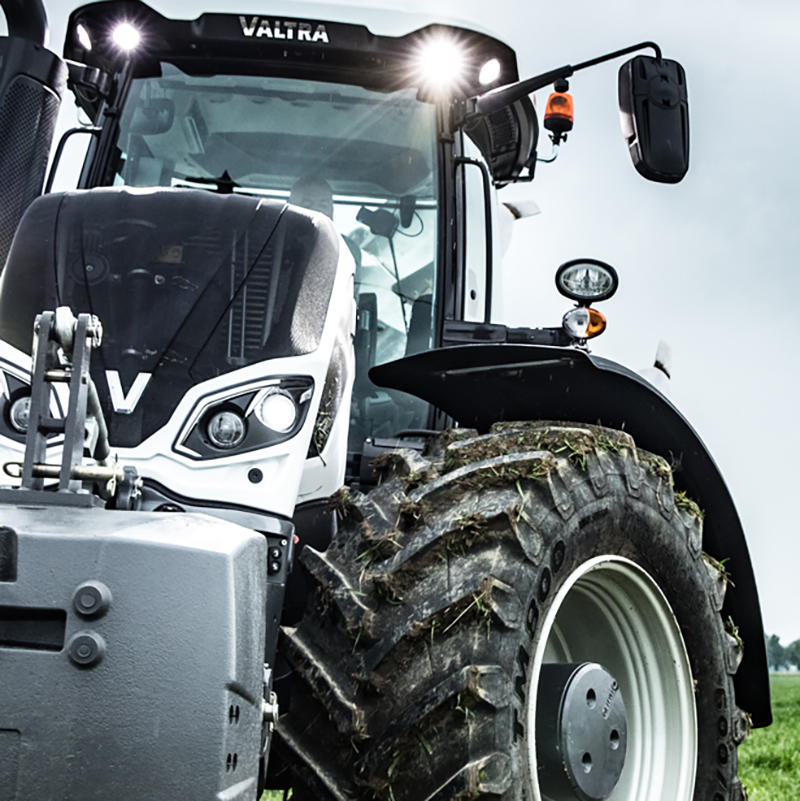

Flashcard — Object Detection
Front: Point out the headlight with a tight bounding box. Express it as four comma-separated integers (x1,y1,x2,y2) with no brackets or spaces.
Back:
555,259,619,305
205,410,246,450
1,367,64,444
254,389,298,433
175,377,314,460
8,395,31,433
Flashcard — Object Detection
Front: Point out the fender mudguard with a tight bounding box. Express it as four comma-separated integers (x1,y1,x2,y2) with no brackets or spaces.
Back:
371,343,771,727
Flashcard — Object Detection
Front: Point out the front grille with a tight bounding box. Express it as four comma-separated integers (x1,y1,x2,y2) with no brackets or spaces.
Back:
225,231,275,366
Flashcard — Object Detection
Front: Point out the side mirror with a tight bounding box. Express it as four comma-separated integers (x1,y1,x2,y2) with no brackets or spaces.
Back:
618,56,689,183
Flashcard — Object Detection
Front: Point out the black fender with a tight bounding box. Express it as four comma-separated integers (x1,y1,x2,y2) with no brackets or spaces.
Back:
371,343,771,727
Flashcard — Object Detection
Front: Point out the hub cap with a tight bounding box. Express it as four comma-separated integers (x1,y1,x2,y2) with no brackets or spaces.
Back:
537,662,628,800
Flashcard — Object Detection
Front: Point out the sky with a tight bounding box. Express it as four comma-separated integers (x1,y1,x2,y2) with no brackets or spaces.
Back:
11,0,800,643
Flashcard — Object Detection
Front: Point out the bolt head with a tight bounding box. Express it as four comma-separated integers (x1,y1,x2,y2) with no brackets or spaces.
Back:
72,581,112,618
67,631,106,667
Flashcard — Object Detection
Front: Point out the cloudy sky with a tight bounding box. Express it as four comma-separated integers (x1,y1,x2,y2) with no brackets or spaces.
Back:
16,0,800,643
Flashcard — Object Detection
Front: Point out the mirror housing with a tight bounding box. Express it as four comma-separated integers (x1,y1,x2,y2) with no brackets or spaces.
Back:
465,96,538,186
618,56,689,183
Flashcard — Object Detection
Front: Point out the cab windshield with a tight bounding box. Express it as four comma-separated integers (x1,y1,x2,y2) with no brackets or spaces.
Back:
113,64,438,442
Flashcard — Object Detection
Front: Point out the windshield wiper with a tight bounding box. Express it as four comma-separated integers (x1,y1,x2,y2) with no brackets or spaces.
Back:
174,170,240,194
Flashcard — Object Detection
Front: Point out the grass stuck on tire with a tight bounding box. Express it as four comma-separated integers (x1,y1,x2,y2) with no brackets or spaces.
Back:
275,422,749,801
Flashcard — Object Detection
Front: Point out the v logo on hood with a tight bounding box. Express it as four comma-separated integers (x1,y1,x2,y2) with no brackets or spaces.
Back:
106,371,152,415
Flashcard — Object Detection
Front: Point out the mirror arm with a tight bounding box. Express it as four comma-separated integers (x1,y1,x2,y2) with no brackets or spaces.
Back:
571,40,661,72
460,41,662,124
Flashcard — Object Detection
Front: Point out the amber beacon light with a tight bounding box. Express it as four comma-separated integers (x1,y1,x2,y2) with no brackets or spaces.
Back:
544,79,574,145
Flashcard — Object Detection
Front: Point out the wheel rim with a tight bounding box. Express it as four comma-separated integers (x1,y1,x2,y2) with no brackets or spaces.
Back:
528,556,697,801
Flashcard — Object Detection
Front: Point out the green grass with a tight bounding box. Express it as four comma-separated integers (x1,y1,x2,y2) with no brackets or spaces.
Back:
739,673,800,800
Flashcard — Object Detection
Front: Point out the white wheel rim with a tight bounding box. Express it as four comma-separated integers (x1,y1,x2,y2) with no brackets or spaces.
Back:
528,556,697,801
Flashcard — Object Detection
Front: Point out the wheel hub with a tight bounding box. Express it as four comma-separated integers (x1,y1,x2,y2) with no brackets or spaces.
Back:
536,662,627,801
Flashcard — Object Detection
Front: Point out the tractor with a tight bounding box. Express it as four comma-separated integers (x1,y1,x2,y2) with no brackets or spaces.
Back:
0,1,769,799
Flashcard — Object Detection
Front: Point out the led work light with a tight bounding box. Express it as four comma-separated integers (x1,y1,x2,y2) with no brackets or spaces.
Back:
555,259,618,305
76,23,92,51
415,37,466,95
479,58,501,85
112,22,141,51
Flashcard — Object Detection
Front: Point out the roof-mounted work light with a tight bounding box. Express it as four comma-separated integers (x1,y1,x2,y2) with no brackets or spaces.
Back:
111,22,141,51
76,23,92,51
415,37,466,97
479,58,501,86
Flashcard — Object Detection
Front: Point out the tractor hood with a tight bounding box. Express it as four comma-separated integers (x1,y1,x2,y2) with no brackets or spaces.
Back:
0,187,340,446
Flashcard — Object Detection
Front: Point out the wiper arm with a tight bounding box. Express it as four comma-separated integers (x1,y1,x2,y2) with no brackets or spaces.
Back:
174,170,240,194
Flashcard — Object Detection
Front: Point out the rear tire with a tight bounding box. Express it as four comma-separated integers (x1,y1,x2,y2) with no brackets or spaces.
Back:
276,423,748,800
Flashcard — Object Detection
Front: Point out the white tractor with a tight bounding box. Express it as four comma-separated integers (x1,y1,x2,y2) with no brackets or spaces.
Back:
0,2,768,800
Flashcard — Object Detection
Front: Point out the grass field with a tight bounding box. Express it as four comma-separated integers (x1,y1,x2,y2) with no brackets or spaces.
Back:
261,674,799,800
739,673,800,800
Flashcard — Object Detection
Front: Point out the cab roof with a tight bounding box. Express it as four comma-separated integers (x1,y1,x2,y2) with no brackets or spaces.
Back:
65,0,519,95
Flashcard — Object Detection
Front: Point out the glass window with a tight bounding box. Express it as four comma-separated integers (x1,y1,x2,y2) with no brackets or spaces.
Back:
460,132,502,323
113,65,440,444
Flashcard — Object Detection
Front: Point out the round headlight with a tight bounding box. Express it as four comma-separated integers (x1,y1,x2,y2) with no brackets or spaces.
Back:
255,390,298,433
555,259,619,305
9,396,31,433
206,410,246,450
